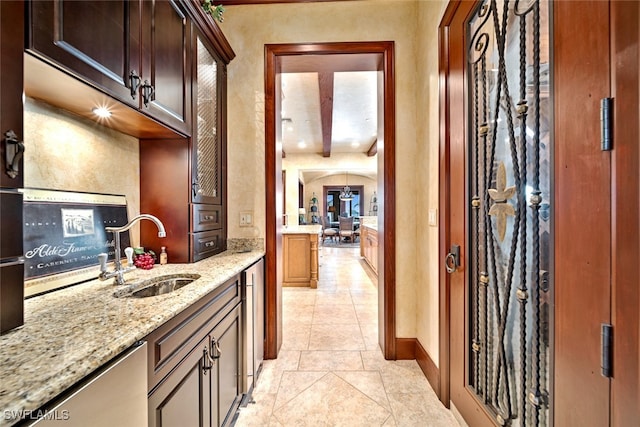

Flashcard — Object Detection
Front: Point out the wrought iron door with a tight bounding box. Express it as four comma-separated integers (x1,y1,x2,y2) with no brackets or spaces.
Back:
467,1,551,425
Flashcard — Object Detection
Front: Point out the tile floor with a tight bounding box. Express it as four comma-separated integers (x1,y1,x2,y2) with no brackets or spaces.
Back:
234,246,459,427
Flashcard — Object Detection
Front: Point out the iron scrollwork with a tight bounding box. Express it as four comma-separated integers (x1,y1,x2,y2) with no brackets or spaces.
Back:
467,1,550,426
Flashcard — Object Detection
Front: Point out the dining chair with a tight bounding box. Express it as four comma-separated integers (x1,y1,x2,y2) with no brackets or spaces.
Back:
338,216,354,243
320,215,338,244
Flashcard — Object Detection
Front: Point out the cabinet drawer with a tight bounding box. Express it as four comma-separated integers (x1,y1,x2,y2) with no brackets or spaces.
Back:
145,276,240,393
191,229,224,262
191,204,222,232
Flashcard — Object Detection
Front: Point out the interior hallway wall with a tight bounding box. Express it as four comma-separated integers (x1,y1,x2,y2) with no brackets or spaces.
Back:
415,0,448,366
221,0,421,339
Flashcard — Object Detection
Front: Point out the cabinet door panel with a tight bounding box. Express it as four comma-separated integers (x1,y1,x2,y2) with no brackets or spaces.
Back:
192,32,223,205
1,0,25,188
28,0,140,107
211,304,242,427
141,0,191,134
149,338,210,427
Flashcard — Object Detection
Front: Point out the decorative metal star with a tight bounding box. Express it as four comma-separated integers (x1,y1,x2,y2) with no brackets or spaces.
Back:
488,162,516,242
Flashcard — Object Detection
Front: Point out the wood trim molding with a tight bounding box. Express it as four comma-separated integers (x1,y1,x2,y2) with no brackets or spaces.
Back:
437,0,462,408
265,41,396,360
395,338,440,396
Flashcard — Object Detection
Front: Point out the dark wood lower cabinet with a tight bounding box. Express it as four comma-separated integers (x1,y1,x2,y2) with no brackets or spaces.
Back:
146,277,243,427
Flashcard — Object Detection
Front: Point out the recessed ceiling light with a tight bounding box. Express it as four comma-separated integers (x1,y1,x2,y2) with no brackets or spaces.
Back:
287,126,294,132
297,141,307,149
92,106,112,118
351,142,361,148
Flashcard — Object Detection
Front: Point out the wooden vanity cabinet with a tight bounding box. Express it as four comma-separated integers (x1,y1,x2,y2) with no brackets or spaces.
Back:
146,276,243,427
360,225,378,275
27,0,192,135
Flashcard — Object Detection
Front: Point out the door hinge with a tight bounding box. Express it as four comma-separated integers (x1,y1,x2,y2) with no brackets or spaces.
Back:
600,97,613,151
601,323,613,378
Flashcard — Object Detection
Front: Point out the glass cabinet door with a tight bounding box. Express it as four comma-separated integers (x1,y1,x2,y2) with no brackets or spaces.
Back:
192,34,223,205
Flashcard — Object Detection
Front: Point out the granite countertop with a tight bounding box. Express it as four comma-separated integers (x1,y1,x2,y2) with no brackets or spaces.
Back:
361,223,378,231
282,224,322,234
0,249,264,426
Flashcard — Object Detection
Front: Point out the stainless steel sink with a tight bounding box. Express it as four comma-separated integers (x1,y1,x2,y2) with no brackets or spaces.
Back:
119,274,201,298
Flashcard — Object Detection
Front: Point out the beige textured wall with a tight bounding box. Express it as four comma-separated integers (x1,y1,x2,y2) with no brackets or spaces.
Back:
303,173,377,220
282,152,376,225
221,0,420,339
415,0,448,366
23,98,141,245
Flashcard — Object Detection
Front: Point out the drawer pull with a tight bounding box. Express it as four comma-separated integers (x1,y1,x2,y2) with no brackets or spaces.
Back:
209,337,221,360
203,215,214,221
204,241,215,248
202,347,213,374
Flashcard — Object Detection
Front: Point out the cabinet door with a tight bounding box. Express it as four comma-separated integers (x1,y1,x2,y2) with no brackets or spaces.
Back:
210,304,242,427
148,337,211,427
191,30,224,205
141,0,191,135
1,0,25,188
28,0,140,107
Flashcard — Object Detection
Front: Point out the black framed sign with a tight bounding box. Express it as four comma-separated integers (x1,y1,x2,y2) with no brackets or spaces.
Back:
23,189,130,296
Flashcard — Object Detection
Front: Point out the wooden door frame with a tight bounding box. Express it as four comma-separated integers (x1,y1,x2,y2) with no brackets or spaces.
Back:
264,41,397,360
438,0,469,408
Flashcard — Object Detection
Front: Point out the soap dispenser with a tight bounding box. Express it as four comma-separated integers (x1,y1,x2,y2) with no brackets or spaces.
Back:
159,247,168,265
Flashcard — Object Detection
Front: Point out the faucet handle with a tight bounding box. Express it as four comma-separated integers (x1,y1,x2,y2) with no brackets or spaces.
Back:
98,253,108,273
124,247,135,267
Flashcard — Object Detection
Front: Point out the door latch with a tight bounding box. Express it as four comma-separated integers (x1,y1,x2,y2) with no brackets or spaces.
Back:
445,244,460,273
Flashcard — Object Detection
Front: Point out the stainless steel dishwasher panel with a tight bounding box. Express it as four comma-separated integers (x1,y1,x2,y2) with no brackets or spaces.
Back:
242,258,264,396
31,342,148,426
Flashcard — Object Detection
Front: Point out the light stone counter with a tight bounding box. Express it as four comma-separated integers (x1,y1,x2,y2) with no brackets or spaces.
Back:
281,224,322,235
0,250,264,426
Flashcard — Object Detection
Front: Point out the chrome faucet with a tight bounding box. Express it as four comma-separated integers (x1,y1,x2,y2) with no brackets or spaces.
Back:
98,214,166,285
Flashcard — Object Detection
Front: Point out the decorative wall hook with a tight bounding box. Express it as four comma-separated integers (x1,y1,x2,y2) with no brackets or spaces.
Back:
4,130,24,179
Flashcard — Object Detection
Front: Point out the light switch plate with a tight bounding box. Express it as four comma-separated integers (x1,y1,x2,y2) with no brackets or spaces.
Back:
240,211,253,227
428,209,438,227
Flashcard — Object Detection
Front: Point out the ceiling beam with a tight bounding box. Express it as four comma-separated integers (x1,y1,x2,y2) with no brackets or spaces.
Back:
318,71,334,157
367,138,377,157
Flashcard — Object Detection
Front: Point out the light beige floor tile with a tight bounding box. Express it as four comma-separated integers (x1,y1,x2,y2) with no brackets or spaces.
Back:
361,349,389,371
387,393,459,427
273,370,328,410
354,304,378,324
333,370,391,410
254,351,301,394
315,290,353,304
379,361,435,395
360,322,381,351
283,304,314,325
239,245,458,426
312,303,359,324
350,290,379,305
283,290,316,306
308,323,365,350
382,415,398,426
298,350,364,371
280,323,311,351
272,372,390,427
234,393,277,427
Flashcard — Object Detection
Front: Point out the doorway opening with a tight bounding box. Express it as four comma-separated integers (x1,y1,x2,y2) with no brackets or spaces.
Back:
264,41,396,360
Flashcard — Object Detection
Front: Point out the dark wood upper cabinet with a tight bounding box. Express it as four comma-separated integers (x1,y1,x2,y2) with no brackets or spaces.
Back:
191,30,225,206
28,0,141,109
1,1,25,189
140,0,192,134
0,0,25,334
28,0,191,135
